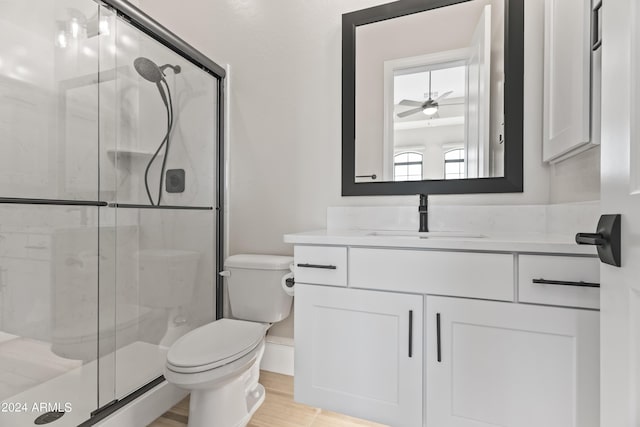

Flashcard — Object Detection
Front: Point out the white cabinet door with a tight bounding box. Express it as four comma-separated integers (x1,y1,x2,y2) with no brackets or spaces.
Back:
543,0,595,162
426,296,599,427
295,284,422,427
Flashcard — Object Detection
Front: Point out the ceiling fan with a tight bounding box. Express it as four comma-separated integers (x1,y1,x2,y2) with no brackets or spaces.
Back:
396,71,453,119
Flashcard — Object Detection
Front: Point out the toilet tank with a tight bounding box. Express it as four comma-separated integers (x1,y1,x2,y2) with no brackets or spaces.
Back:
225,254,293,323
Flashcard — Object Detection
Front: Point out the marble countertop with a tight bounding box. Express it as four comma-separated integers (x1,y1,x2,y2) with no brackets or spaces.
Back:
284,229,598,255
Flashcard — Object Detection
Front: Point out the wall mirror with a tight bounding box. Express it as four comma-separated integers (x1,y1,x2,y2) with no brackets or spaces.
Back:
342,0,523,196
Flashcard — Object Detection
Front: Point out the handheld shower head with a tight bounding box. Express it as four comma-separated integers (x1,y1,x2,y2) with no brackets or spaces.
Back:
133,57,180,207
134,57,182,81
133,57,164,83
134,57,182,107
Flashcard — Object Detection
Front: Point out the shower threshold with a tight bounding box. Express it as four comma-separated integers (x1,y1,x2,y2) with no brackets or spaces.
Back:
1,341,168,427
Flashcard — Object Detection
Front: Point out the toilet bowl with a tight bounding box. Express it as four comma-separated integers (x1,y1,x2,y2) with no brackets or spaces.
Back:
164,254,293,427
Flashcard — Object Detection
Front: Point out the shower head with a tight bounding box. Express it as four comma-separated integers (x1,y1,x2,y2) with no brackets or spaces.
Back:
134,57,181,82
134,57,181,108
134,57,164,83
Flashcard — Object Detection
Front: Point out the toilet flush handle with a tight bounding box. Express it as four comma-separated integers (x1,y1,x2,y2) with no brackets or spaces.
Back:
218,270,230,277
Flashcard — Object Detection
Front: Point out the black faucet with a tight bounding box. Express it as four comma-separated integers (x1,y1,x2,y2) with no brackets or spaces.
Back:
418,194,428,232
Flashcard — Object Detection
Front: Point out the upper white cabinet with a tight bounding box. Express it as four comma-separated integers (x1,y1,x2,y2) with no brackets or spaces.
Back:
295,284,423,427
543,0,600,162
426,296,599,427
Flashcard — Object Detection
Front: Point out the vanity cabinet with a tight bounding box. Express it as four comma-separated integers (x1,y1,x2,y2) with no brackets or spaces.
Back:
291,242,600,427
425,296,599,427
295,284,423,427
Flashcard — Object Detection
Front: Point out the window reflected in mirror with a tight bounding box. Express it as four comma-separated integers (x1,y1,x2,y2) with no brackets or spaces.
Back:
393,151,423,181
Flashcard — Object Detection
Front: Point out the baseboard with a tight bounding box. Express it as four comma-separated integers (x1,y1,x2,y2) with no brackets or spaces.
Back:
261,339,294,376
96,380,188,427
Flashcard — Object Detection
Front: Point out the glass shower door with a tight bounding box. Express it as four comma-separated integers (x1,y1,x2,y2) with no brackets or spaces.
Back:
0,1,221,424
0,0,110,425
96,8,218,403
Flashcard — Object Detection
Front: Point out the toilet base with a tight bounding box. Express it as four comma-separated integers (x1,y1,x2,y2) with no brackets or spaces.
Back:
188,384,265,427
186,349,265,427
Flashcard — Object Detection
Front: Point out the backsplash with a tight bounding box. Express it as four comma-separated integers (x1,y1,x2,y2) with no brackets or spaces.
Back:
327,201,600,236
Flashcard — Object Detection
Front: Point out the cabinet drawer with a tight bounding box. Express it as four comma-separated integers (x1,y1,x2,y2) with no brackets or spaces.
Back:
518,255,599,309
294,246,347,287
350,248,514,301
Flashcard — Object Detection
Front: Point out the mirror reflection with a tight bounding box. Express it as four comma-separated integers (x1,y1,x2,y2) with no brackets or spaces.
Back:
355,0,505,182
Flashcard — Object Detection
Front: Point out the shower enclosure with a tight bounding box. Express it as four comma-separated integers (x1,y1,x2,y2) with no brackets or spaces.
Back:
0,0,224,425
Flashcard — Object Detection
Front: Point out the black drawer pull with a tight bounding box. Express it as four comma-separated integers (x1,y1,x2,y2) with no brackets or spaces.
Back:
297,263,337,270
436,313,442,363
532,278,600,288
408,310,413,358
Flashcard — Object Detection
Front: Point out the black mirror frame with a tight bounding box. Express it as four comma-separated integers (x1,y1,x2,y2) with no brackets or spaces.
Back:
342,0,524,196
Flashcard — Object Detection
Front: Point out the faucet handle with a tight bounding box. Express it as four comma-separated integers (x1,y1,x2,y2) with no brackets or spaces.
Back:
418,194,428,211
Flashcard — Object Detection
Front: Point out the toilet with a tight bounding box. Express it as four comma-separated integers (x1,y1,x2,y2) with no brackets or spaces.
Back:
164,254,294,427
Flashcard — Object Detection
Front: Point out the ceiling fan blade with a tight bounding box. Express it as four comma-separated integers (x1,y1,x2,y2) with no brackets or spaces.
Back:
399,99,423,107
435,91,453,102
396,107,424,118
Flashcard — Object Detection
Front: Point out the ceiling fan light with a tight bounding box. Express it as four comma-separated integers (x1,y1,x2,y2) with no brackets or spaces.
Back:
423,105,438,116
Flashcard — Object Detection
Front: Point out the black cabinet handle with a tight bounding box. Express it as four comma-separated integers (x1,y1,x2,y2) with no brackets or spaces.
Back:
436,313,442,363
296,263,337,270
408,310,413,358
592,1,602,51
533,278,600,288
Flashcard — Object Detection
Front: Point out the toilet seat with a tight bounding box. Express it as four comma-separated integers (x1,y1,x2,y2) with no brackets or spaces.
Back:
167,319,267,374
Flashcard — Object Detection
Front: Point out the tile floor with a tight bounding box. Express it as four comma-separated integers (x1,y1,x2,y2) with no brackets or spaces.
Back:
148,371,387,427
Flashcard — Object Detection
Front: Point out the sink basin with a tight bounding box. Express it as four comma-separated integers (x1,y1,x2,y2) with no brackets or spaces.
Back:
367,231,486,239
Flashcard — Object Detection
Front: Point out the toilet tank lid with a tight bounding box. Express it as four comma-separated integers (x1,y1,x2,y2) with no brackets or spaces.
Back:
225,254,293,270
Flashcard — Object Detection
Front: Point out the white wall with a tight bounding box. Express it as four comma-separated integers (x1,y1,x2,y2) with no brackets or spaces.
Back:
136,0,599,255
135,0,600,344
549,147,601,203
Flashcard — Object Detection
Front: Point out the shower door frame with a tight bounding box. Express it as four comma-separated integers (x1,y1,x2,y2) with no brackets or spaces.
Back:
78,0,226,424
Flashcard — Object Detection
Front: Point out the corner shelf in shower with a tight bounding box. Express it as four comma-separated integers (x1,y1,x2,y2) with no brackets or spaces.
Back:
106,148,163,164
